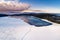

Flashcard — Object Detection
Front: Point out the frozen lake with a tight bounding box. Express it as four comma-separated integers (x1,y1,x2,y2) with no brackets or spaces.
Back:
0,17,60,40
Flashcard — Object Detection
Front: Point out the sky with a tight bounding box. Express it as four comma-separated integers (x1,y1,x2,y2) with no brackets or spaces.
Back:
0,0,60,12
0,0,60,10
0,0,60,11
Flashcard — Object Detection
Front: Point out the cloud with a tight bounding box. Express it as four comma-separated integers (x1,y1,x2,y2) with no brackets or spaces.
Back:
41,7,60,13
34,6,60,13
0,1,30,11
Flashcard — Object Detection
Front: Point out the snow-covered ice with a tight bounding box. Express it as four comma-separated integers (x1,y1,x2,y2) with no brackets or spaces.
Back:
0,17,60,40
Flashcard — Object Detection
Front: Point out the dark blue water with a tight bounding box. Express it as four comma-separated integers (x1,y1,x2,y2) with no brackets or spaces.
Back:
26,16,52,27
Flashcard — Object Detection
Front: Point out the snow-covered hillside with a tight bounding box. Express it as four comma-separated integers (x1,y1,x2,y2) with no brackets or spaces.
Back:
0,17,60,40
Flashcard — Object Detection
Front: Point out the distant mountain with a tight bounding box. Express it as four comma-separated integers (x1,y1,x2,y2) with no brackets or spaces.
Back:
0,14,8,17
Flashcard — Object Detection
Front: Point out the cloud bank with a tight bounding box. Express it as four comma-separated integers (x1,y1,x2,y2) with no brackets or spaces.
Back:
0,1,30,11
